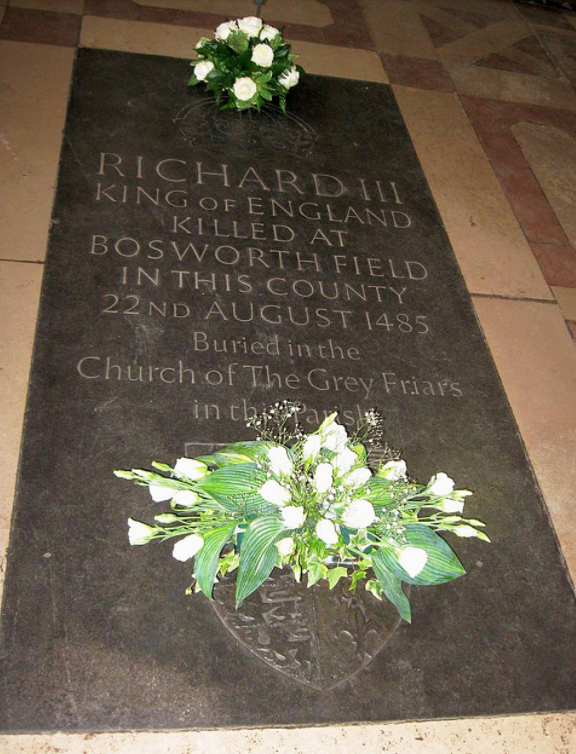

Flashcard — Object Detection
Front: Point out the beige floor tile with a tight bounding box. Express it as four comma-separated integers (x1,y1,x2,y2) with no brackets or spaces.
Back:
512,122,576,248
552,285,576,320
1,713,576,752
413,0,517,14
9,0,84,13
360,0,438,59
0,260,43,603
393,85,552,300
437,18,528,67
81,16,211,57
473,296,576,579
450,63,576,110
136,0,333,27
290,40,387,83
0,41,74,263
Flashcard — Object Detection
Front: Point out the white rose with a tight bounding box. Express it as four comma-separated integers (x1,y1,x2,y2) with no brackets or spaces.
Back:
278,67,300,88
233,77,257,102
237,15,263,37
276,536,295,557
260,479,291,506
343,467,372,488
267,446,293,477
127,518,155,546
260,24,280,41
251,43,274,67
302,434,321,462
321,421,348,452
379,460,407,481
428,472,455,497
313,462,333,493
332,447,357,475
436,499,464,514
148,484,174,502
173,490,199,507
316,518,339,546
194,60,214,81
195,36,209,48
341,499,376,529
398,546,428,578
215,20,237,40
172,533,204,562
174,457,208,480
281,505,305,529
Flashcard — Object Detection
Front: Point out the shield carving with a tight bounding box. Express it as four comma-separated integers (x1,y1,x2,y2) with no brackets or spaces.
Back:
212,569,404,689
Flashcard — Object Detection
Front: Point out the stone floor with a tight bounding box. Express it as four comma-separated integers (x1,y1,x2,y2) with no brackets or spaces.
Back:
0,0,575,751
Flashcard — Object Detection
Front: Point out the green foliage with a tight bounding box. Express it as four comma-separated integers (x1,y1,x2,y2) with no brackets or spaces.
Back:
116,401,488,621
371,550,412,622
235,516,287,605
188,19,303,112
194,525,236,598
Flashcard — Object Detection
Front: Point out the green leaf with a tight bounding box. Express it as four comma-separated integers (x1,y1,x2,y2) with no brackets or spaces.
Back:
196,463,271,513
371,549,412,622
327,566,348,590
211,441,275,466
307,561,328,587
376,524,466,586
235,516,287,606
194,525,235,599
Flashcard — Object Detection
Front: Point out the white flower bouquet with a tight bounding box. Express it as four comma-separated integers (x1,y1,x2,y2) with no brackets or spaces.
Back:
115,402,489,622
188,17,304,112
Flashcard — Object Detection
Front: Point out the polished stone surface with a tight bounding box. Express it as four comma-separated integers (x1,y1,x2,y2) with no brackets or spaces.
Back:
1,49,575,732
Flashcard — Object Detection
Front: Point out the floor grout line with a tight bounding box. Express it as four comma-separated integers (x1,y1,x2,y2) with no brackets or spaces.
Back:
470,291,557,303
0,258,44,264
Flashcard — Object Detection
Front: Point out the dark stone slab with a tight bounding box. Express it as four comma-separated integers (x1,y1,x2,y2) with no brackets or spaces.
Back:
1,48,575,732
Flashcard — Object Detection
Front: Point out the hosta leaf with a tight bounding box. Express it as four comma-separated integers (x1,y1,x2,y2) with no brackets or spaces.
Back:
235,516,287,606
196,464,273,514
375,524,466,586
194,525,235,599
371,550,412,622
212,441,275,466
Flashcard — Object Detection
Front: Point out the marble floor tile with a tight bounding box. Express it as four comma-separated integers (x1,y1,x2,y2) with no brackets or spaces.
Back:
379,52,455,91
512,120,576,247
359,0,438,59
290,39,386,80
80,15,209,56
0,6,81,45
515,2,576,29
134,0,334,27
461,97,576,281
1,712,576,753
0,260,43,604
539,27,576,87
393,86,552,299
530,241,576,287
0,41,74,263
9,0,84,13
473,296,576,578
83,0,141,21
449,62,576,108
552,285,576,319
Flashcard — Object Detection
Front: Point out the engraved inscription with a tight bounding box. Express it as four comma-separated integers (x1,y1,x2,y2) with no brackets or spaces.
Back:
212,570,403,689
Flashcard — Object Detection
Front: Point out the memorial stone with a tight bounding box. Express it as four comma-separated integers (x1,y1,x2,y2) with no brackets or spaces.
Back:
1,49,575,731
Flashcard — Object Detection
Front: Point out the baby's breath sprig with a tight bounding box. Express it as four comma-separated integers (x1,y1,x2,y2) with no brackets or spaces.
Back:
246,400,305,444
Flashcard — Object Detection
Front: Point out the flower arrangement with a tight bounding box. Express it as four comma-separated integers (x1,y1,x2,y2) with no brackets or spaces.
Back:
115,402,488,622
188,17,304,112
